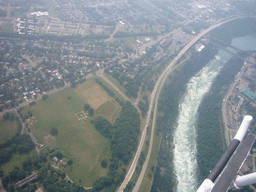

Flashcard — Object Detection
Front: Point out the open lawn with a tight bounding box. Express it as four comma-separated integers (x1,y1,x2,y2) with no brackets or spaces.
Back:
123,37,138,49
0,22,14,33
23,78,120,186
74,78,113,110
0,117,19,145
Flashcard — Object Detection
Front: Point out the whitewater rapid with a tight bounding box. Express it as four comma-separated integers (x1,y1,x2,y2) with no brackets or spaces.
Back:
173,33,256,192
173,50,231,192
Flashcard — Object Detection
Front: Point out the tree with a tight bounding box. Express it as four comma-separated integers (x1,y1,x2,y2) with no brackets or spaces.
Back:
28,110,33,117
3,112,15,121
0,167,4,177
93,117,113,138
88,108,94,117
29,101,36,106
22,158,33,171
71,81,76,88
55,151,63,159
42,94,49,101
101,159,107,168
2,175,9,188
68,159,73,166
16,134,35,154
111,101,140,164
17,170,26,181
84,103,90,111
27,183,37,192
7,183,15,192
40,151,48,162
50,127,58,136
9,166,20,182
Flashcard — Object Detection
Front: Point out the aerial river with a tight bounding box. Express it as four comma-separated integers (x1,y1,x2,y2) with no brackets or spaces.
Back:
173,33,256,192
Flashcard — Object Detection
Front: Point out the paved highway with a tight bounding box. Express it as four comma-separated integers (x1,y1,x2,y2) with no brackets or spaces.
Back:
117,17,242,192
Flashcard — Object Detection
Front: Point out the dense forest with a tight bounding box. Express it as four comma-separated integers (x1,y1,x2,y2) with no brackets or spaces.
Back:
92,101,140,191
210,17,256,43
196,54,246,182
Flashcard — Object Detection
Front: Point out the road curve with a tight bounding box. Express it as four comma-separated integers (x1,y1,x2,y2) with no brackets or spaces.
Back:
117,16,243,192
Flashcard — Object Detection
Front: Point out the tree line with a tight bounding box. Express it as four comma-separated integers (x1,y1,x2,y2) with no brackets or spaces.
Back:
113,31,158,38
94,78,115,97
197,54,246,181
92,101,140,191
0,32,110,44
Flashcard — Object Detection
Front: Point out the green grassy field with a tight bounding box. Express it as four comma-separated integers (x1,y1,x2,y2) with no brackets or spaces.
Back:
22,78,120,186
123,37,138,49
0,22,14,33
0,117,19,145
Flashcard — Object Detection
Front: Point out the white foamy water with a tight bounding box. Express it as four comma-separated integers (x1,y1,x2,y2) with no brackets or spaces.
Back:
173,33,256,192
173,50,231,192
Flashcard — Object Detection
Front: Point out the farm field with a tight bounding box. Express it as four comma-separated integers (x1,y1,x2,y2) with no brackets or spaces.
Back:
22,78,121,186
0,117,19,145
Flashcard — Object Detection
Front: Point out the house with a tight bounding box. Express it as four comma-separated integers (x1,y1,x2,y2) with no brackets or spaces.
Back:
59,160,67,167
51,157,58,162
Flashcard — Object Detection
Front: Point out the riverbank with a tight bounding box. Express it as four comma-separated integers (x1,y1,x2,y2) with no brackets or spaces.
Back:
151,17,256,192
151,43,219,191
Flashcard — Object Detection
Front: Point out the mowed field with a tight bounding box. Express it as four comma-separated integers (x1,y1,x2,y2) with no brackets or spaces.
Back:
95,100,121,124
0,117,19,145
23,78,121,186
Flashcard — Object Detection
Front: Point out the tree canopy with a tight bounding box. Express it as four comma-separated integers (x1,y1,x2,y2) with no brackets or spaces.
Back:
93,116,113,138
50,127,58,136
